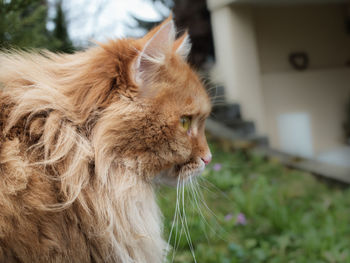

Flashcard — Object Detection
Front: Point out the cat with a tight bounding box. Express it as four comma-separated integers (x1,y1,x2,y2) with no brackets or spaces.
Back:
0,16,212,263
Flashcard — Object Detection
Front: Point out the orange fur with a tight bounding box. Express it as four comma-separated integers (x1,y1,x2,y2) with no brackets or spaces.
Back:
0,17,211,262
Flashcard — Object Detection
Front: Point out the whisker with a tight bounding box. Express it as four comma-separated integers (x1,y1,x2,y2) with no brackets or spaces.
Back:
191,177,230,243
192,178,222,229
198,176,235,202
181,181,197,263
210,98,227,103
189,177,210,243
210,100,227,104
209,94,225,100
173,178,184,262
166,177,180,262
193,179,220,220
210,103,228,107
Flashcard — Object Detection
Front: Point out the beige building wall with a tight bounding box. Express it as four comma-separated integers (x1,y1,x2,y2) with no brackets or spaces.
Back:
208,1,350,156
263,69,350,154
210,5,266,133
255,4,350,154
255,4,350,73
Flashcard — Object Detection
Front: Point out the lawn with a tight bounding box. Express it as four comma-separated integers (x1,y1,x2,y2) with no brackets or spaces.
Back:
157,142,350,263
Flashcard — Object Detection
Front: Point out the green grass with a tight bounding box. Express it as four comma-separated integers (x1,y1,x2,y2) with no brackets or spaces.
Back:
157,142,350,263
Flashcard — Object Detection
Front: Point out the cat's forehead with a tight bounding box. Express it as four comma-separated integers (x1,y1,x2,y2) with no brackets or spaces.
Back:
185,89,211,116
172,76,211,116
153,74,210,118
152,55,211,116
177,67,210,113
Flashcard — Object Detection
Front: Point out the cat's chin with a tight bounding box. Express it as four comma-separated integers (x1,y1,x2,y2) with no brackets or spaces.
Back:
153,158,205,186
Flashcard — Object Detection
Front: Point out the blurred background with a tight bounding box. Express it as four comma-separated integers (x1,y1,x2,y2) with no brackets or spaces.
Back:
1,0,350,262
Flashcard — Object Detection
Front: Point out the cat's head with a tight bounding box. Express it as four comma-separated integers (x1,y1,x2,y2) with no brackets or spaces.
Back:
93,16,211,184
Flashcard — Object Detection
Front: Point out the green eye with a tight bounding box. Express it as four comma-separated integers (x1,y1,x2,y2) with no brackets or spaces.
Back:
180,116,191,131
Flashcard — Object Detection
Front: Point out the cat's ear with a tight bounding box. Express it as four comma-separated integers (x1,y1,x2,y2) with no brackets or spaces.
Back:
174,31,191,60
133,16,176,87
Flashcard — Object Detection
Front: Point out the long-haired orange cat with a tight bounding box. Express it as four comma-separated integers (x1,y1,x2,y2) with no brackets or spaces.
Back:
0,16,211,262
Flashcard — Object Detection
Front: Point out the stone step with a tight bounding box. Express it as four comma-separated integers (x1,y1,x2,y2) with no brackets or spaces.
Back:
212,103,241,122
206,118,350,184
253,147,350,184
223,119,256,137
206,118,268,148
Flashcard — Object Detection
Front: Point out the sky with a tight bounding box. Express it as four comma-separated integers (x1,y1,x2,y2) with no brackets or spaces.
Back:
61,0,170,46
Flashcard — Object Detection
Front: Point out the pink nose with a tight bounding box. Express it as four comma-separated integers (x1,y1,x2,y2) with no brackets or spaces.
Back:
201,154,212,165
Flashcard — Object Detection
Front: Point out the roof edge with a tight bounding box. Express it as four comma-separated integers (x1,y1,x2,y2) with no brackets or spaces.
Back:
207,0,349,12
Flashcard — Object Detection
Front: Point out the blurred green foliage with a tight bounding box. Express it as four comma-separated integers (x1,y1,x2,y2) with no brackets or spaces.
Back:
158,142,350,262
0,0,73,52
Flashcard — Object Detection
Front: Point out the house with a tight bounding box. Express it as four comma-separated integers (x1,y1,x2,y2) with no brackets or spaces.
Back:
207,0,350,166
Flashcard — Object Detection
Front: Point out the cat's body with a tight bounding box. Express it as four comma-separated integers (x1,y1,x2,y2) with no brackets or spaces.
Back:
0,17,211,262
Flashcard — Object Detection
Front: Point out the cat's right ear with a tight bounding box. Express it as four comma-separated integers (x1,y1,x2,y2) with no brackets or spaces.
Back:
174,31,191,60
132,17,176,89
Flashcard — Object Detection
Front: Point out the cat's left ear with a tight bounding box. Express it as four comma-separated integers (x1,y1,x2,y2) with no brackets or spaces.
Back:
174,31,191,60
133,17,176,87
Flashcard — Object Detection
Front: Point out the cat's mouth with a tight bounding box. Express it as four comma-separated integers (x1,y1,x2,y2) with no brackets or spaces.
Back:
175,158,205,181
154,157,205,186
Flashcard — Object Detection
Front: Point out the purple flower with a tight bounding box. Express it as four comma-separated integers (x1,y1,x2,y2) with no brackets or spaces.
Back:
213,163,222,171
236,213,247,225
224,213,233,221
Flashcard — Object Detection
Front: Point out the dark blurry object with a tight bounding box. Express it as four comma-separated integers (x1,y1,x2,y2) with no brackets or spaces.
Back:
288,52,309,71
346,59,350,67
0,0,73,52
346,3,350,34
344,99,350,144
134,0,215,69
172,0,214,68
346,18,350,34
